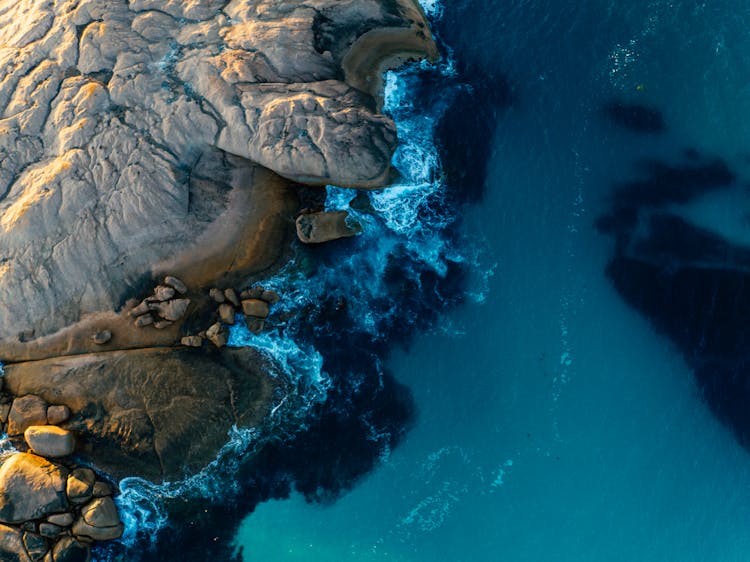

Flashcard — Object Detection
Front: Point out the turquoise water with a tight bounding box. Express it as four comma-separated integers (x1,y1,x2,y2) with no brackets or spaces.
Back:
236,2,750,560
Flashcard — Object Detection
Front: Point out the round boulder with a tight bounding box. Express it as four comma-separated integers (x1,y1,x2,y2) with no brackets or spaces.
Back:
71,497,123,542
0,453,68,524
24,426,75,458
7,395,48,436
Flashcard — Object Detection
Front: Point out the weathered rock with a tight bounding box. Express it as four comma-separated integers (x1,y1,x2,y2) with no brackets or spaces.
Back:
261,290,281,304
46,406,70,426
129,302,151,317
8,396,48,436
90,331,111,345
296,211,362,244
151,286,175,302
242,299,270,319
133,314,154,328
47,513,74,527
71,497,123,542
180,336,203,348
0,524,31,562
218,304,236,325
66,469,95,506
51,537,90,562
0,453,68,523
91,482,113,498
23,531,48,561
209,288,225,304
224,288,241,307
3,349,276,481
25,426,76,458
38,524,62,539
164,276,188,295
149,299,190,322
206,323,228,348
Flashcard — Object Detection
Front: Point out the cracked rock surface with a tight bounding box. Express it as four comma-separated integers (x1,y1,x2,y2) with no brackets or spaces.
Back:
0,0,437,341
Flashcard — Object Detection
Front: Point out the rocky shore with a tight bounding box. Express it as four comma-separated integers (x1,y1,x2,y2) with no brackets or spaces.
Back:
0,0,439,558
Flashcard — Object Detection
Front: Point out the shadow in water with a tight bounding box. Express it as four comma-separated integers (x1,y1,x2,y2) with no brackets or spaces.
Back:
603,101,666,134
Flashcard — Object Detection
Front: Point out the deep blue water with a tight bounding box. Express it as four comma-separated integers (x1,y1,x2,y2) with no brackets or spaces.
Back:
104,1,750,560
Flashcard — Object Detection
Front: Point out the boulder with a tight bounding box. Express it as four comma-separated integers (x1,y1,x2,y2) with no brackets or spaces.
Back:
209,288,226,303
246,318,266,335
90,331,111,345
38,524,62,539
47,513,74,527
218,304,236,325
0,524,31,562
46,406,70,426
180,336,203,348
242,299,270,319
0,403,11,424
71,497,123,542
8,396,48,436
261,290,281,304
129,301,151,317
164,276,188,295
134,314,154,328
224,288,241,307
51,537,90,562
92,482,113,498
206,323,228,348
24,426,76,458
149,299,190,322
0,453,68,523
152,320,174,330
66,469,95,506
151,286,175,302
23,532,47,561
295,211,362,244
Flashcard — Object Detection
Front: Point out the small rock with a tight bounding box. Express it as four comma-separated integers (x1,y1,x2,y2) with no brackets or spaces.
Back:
295,210,362,244
209,288,225,303
92,482,113,498
8,395,48,436
149,299,190,322
51,537,90,562
151,285,175,302
242,299,270,319
164,275,188,295
90,331,111,345
180,336,203,348
0,453,69,524
129,301,150,317
218,303,236,325
66,469,95,506
23,531,47,561
206,323,228,348
247,286,265,299
47,513,74,527
246,318,265,335
152,319,174,330
24,426,76,458
261,290,280,304
38,523,62,539
46,406,70,426
134,314,154,328
71,497,123,542
224,288,240,307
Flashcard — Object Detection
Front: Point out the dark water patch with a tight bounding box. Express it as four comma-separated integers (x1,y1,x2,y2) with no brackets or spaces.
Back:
604,101,666,133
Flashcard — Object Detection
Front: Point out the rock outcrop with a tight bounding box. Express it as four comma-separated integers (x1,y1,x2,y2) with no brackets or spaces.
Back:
296,210,363,243
0,0,437,341
2,348,277,480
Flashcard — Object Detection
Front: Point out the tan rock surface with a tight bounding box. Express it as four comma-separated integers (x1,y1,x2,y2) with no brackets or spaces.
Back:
0,0,436,343
2,348,277,481
24,426,76,458
0,454,68,524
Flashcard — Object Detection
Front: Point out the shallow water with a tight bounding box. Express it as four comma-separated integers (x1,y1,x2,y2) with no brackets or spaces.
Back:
236,1,750,561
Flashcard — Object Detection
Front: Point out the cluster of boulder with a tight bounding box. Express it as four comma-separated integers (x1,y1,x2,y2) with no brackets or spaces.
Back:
0,382,122,562
130,276,191,330
181,286,280,349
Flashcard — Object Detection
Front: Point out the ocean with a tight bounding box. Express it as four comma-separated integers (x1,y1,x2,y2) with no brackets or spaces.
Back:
92,1,750,560
232,1,750,561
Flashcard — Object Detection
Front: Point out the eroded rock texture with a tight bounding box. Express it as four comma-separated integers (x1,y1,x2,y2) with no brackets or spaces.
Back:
0,0,437,341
